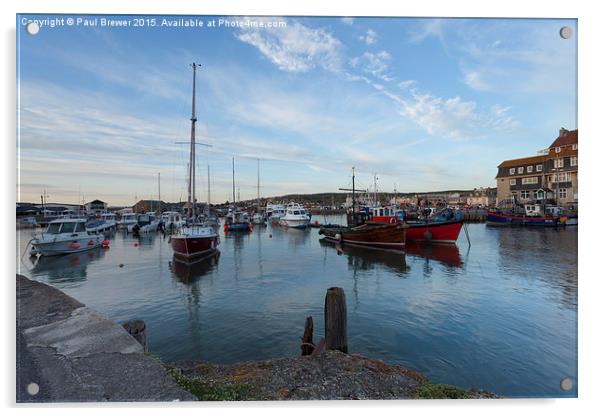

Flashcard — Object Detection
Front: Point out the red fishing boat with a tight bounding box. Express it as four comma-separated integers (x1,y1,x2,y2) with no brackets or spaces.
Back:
171,63,220,260
368,207,463,244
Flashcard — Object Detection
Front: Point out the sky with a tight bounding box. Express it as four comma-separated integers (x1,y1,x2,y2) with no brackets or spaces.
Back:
16,15,577,205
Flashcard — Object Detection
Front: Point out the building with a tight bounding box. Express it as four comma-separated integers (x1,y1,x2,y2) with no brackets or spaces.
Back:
496,128,578,210
132,199,165,214
466,187,496,207
84,199,108,215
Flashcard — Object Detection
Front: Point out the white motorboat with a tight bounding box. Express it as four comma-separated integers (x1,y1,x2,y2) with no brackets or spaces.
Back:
279,203,311,229
132,213,160,234
86,212,117,234
162,211,186,231
267,203,286,223
120,212,138,232
30,218,106,256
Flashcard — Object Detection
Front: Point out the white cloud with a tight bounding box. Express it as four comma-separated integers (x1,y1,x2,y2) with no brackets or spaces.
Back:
349,51,394,82
408,19,446,43
463,71,492,91
398,80,416,90
236,20,343,73
358,29,378,45
341,17,354,26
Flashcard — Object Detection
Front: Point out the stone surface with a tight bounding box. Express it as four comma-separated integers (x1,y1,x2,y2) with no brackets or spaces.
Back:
16,274,196,402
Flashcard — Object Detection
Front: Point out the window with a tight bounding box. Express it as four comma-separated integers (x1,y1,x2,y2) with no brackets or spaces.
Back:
555,147,561,153
518,167,524,174
527,166,533,173
509,168,515,175
522,177,538,185
536,164,543,172
46,223,61,234
510,179,516,185
559,188,567,199
75,222,86,232
520,190,531,200
553,172,571,183
554,158,564,168
60,222,76,233
570,156,578,166
572,144,578,150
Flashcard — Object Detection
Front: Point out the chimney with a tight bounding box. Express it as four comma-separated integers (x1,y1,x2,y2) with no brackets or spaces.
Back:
559,127,568,137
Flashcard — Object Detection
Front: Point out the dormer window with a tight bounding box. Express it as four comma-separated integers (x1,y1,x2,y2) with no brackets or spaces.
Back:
536,164,543,172
518,167,524,174
572,144,578,150
527,166,533,173
555,147,561,153
509,168,515,175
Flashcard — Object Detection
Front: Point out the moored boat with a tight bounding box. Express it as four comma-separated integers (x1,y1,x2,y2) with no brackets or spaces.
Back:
30,218,107,256
280,202,311,229
319,221,407,249
486,210,567,227
170,62,221,260
224,209,252,232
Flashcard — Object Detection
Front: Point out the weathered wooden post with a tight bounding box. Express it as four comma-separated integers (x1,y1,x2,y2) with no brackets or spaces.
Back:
324,287,347,353
300,316,314,355
122,320,147,352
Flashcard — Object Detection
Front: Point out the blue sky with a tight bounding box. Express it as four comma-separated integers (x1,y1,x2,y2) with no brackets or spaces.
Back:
17,15,577,205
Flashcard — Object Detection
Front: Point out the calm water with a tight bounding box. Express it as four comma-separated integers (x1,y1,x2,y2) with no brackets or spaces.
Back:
16,218,577,398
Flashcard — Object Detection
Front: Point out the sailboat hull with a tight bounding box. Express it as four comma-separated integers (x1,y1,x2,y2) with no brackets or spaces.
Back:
171,235,219,259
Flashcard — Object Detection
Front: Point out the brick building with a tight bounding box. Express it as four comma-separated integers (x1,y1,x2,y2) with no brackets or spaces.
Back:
496,128,578,210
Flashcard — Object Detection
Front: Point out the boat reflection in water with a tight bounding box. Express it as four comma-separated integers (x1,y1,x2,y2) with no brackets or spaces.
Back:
30,247,108,287
404,242,462,268
319,238,408,276
170,251,220,284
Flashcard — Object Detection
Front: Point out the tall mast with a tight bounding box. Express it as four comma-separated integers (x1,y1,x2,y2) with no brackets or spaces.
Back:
158,172,161,213
352,167,355,212
373,173,377,207
232,157,236,205
257,158,260,211
188,62,199,219
207,164,211,212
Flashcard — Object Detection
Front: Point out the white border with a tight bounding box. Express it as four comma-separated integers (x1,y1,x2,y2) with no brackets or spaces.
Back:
3,1,600,415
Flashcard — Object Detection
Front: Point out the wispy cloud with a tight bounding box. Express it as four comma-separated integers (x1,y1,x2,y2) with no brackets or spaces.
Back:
236,19,343,73
349,51,394,82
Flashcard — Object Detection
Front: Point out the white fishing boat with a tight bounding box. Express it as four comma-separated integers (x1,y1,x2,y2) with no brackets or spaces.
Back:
132,213,160,234
30,218,107,256
252,212,267,225
279,203,311,229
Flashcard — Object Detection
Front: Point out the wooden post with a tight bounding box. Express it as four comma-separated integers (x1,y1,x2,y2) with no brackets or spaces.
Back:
324,287,347,353
301,316,314,355
122,320,147,352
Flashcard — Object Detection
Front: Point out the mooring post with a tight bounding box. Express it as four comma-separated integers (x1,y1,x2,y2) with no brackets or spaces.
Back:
301,316,314,356
324,287,348,353
122,320,147,352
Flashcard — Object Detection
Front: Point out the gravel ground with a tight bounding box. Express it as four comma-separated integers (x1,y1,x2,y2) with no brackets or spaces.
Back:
173,350,497,400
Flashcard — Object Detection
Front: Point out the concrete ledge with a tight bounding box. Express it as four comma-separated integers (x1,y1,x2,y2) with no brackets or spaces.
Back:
16,274,196,402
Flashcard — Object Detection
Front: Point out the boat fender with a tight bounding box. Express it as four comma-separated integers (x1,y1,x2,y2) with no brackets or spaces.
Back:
102,239,110,248
390,217,397,224
335,233,342,242
69,241,80,249
88,240,95,246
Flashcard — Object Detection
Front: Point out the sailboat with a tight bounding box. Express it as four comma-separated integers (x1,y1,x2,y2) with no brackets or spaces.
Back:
171,63,220,261
252,159,267,225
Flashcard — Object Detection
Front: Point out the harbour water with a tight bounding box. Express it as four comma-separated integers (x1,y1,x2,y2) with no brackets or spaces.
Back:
16,217,577,398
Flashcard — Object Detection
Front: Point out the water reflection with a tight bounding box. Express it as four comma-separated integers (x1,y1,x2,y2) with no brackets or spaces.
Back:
29,247,108,287
170,251,220,284
319,238,408,276
405,242,463,268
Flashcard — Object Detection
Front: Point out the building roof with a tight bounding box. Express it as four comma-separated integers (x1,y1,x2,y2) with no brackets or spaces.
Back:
497,155,546,168
548,129,578,149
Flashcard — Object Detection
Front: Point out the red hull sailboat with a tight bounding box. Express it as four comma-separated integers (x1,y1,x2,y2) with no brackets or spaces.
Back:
171,63,220,260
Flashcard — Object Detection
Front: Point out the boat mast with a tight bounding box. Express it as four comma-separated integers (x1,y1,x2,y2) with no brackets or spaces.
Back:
257,158,260,212
232,157,236,205
158,172,161,214
373,173,377,207
207,164,211,213
186,63,199,219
